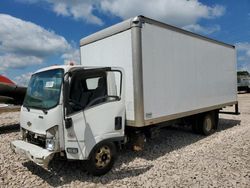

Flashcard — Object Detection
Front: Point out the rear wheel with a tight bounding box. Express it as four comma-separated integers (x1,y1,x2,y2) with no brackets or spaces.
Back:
192,111,218,135
87,142,117,176
198,111,218,135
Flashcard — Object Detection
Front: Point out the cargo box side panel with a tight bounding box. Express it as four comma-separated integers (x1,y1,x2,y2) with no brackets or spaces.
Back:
80,30,135,121
141,23,237,123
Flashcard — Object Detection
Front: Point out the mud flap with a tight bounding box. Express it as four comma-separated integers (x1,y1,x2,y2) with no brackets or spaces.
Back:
10,140,55,168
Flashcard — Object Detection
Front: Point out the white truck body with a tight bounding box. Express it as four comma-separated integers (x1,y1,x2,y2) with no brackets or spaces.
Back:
11,16,238,175
80,16,237,127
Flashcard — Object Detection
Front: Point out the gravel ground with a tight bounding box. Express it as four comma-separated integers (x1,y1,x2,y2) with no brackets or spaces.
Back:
0,94,250,187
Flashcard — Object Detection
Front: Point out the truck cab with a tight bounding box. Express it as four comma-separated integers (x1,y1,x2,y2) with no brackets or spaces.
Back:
11,65,125,175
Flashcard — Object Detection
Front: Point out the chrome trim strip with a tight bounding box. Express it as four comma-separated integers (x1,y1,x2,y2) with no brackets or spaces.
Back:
131,18,145,127
144,101,238,126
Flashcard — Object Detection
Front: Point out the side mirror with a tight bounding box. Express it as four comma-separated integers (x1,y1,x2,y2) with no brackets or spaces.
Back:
63,72,71,116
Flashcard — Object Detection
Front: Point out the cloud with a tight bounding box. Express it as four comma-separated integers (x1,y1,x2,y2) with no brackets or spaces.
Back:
20,0,225,27
100,0,225,27
183,24,221,35
51,0,103,25
237,61,250,73
62,48,80,65
236,42,250,72
236,42,250,57
209,4,225,17
0,54,43,71
0,14,79,72
19,0,103,25
0,14,70,57
14,72,33,86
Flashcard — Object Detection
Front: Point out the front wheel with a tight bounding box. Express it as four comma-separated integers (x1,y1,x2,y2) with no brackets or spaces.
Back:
87,142,117,176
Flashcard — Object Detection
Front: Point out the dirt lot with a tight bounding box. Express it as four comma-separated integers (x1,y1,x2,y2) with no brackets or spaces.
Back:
0,94,249,187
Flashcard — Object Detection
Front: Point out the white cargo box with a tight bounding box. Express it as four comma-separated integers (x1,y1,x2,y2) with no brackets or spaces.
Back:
80,16,237,127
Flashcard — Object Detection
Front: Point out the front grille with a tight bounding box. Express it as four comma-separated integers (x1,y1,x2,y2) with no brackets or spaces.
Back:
26,131,46,148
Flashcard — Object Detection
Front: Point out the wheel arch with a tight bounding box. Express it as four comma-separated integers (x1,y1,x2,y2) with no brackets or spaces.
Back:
87,136,124,159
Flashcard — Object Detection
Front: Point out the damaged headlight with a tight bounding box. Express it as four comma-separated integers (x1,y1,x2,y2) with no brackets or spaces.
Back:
46,138,55,151
20,128,27,140
46,126,58,151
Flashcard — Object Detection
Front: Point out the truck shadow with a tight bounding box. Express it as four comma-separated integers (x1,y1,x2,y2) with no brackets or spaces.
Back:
23,160,153,187
22,118,240,187
217,118,241,132
0,123,19,134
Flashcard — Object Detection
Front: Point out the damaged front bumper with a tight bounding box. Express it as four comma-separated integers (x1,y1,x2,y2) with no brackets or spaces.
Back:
10,140,55,168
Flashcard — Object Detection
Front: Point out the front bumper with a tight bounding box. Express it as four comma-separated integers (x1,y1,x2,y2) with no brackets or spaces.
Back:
10,140,55,168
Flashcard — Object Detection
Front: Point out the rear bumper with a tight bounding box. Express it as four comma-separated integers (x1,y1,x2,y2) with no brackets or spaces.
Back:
10,140,55,168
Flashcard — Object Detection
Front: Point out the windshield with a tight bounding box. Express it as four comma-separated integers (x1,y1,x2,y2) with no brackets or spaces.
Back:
23,69,64,110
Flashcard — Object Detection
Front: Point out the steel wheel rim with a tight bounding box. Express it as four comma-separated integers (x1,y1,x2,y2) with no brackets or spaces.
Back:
95,146,111,169
204,116,212,132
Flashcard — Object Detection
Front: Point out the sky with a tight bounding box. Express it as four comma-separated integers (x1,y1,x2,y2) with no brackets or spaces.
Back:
0,0,250,86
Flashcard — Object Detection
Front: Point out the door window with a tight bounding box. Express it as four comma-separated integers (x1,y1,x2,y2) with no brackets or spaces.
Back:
68,72,107,113
67,69,122,115
86,77,101,90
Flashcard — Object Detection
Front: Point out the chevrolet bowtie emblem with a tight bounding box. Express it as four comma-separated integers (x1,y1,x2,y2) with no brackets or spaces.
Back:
27,121,32,127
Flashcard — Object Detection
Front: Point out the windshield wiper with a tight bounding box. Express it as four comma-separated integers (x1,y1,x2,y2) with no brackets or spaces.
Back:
41,109,48,114
23,105,48,114
23,105,30,112
33,106,48,114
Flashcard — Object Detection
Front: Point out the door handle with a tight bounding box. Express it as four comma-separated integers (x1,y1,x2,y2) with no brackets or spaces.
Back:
115,116,122,130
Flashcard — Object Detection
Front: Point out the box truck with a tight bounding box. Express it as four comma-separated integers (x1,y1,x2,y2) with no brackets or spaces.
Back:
11,16,238,176
237,71,250,92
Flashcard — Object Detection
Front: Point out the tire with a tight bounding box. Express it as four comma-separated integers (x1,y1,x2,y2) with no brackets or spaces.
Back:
198,112,217,136
87,142,117,176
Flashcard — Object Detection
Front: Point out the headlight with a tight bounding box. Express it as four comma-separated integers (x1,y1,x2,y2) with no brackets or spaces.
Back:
46,138,55,151
46,126,58,151
20,128,27,140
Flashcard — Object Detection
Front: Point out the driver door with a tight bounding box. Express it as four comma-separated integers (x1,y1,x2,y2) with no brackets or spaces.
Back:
64,68,125,160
